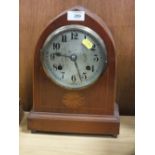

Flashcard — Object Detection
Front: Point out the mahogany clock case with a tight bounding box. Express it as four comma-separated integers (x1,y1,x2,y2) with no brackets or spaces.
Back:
20,0,135,115
28,6,120,136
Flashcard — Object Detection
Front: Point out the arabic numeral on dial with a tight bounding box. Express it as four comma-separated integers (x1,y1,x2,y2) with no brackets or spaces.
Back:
93,54,99,62
62,35,67,42
53,64,58,71
53,43,60,50
82,72,87,80
71,75,76,82
50,53,55,60
61,72,65,79
53,64,63,71
71,32,78,40
86,65,94,72
91,44,96,51
91,65,94,72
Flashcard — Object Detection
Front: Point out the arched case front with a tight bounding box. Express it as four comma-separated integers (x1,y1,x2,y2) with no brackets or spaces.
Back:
28,6,120,136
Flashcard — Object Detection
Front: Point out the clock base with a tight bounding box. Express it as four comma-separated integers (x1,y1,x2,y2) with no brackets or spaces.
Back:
28,104,120,136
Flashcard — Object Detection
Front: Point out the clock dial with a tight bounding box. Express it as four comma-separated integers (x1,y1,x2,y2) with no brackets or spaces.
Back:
41,25,107,89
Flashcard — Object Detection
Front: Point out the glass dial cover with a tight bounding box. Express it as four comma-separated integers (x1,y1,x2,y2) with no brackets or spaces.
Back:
41,25,107,89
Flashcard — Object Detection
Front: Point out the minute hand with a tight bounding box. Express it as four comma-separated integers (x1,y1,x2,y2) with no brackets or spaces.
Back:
74,61,82,82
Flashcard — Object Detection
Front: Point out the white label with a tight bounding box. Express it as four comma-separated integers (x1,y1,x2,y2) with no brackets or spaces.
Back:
67,11,85,21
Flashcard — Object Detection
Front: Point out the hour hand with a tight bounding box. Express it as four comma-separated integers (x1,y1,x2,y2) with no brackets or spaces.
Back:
54,52,70,58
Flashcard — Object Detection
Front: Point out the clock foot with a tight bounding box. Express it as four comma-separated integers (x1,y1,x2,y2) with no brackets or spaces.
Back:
113,134,118,138
31,130,37,133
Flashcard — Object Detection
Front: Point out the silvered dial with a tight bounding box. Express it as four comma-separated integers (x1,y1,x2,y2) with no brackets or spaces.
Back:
41,25,107,89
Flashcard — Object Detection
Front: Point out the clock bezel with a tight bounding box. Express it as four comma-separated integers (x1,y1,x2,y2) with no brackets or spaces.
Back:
40,24,108,90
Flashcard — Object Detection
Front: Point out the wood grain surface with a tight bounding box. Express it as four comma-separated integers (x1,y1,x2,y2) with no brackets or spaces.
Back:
19,0,135,115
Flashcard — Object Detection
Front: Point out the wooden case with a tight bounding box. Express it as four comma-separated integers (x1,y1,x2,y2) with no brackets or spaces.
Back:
28,6,120,136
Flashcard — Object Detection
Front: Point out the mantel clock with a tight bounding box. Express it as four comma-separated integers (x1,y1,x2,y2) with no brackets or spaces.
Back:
28,6,120,136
